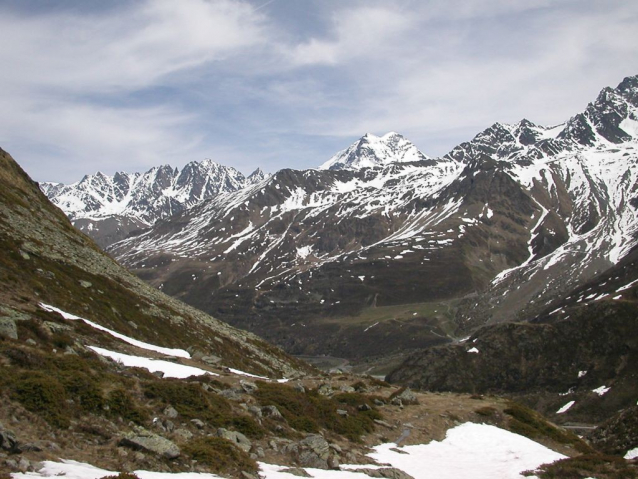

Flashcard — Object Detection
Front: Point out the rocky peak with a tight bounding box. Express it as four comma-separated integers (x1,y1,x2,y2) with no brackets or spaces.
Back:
319,131,428,170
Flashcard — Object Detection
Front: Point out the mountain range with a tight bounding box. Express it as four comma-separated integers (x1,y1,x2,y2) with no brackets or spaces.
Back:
41,160,266,248
91,76,637,375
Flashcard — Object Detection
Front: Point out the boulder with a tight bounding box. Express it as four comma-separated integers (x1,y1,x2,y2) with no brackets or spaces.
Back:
119,427,180,459
356,468,415,479
216,428,252,453
0,318,18,340
262,405,284,421
240,380,258,394
395,388,418,405
0,428,19,453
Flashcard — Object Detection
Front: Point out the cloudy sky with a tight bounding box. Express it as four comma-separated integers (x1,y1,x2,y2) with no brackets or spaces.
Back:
1,0,637,183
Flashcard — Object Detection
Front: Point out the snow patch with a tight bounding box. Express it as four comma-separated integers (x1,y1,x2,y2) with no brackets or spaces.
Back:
556,401,575,414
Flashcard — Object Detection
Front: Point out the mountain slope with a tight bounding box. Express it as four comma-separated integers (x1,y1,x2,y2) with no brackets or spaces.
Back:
41,160,266,248
0,147,306,378
108,75,638,368
319,132,429,170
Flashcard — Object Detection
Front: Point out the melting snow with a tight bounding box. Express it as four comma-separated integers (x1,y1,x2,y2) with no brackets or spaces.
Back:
592,385,611,396
625,447,638,460
40,304,190,358
88,347,215,379
556,401,575,414
467,347,480,354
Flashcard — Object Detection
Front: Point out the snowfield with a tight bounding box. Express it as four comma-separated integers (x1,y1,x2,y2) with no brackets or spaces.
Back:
14,423,565,479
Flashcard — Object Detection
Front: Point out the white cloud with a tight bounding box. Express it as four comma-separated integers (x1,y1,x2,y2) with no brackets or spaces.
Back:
290,6,414,66
0,0,267,92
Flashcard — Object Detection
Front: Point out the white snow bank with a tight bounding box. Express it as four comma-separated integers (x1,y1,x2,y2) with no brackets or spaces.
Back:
556,401,575,414
227,367,268,380
367,423,566,479
12,459,222,479
592,385,611,396
88,346,216,379
625,447,638,460
467,347,480,353
40,303,190,358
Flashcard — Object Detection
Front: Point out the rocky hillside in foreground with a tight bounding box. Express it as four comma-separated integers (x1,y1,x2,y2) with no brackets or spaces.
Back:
41,160,266,248
0,147,307,382
108,75,638,367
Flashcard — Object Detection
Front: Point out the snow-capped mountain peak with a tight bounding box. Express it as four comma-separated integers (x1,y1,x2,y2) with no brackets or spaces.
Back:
41,159,263,247
319,131,429,170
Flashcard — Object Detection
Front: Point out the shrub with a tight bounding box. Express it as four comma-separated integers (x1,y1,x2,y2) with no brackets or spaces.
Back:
524,454,636,479
475,406,497,417
143,380,231,426
183,437,257,474
107,389,148,425
12,373,70,428
231,416,266,439
60,372,104,413
504,402,581,445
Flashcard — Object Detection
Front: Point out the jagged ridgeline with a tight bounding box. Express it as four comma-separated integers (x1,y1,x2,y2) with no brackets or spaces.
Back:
105,75,638,370
0,147,309,378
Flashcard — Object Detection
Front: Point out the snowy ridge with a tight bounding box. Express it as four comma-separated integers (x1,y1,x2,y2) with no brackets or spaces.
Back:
41,159,267,247
105,74,638,348
319,132,429,170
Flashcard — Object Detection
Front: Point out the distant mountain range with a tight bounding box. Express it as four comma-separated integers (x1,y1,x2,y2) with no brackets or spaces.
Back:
100,75,638,375
41,160,266,247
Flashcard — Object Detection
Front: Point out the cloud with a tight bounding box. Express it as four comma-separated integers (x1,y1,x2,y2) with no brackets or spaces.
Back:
0,0,268,92
290,6,414,66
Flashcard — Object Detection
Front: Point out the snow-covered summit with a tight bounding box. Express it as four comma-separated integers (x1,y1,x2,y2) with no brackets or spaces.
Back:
319,132,429,170
41,159,265,247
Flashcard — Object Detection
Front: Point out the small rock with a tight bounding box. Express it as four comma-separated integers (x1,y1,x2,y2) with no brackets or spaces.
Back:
358,403,372,411
336,409,348,417
317,384,333,396
119,427,180,459
216,428,252,453
330,443,342,453
164,406,179,419
79,280,92,288
327,455,340,469
293,383,306,393
395,388,418,405
248,406,262,418
241,472,258,479
219,389,243,401
0,428,19,452
390,397,403,407
173,429,193,441
190,419,205,429
373,419,395,429
240,380,258,394
374,399,385,406
25,338,37,346
19,250,30,260
279,467,311,477
0,318,18,340
356,468,415,479
201,355,222,366
262,405,284,421
340,386,355,393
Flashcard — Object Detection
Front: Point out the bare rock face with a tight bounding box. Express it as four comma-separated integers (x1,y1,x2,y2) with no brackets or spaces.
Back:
119,427,180,459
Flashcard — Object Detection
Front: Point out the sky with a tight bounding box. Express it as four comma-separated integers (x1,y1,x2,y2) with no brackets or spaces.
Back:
0,0,637,183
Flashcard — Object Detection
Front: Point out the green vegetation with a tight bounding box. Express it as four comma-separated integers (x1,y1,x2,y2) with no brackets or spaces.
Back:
504,402,592,451
524,454,637,479
253,381,381,442
183,437,257,475
475,406,498,417
12,373,70,428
